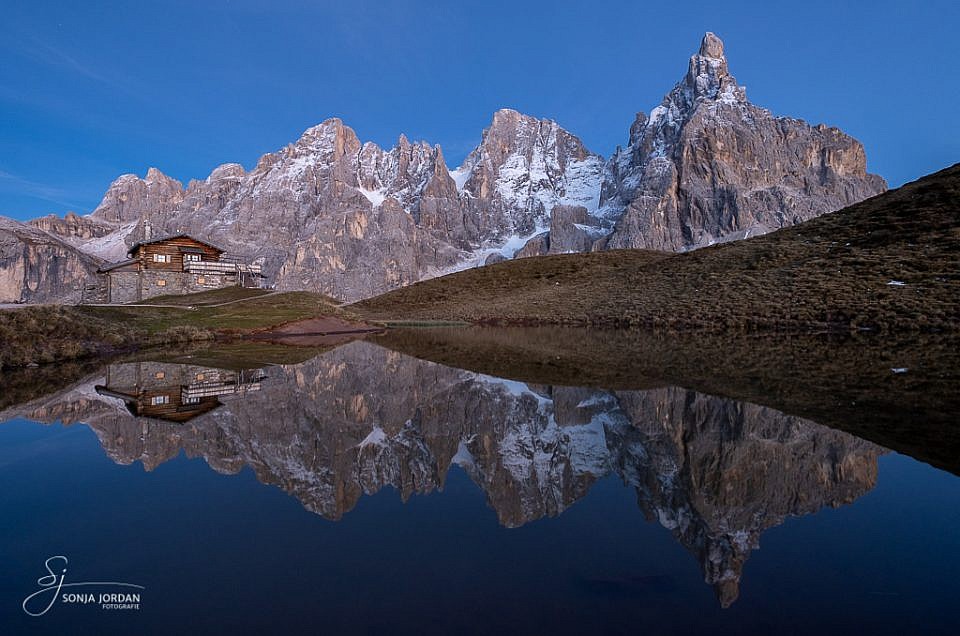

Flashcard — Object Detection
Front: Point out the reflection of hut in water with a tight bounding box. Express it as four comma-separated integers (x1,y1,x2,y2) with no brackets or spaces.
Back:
95,361,266,423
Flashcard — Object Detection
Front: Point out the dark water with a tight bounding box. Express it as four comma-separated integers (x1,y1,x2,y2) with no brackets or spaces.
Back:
1,334,959,635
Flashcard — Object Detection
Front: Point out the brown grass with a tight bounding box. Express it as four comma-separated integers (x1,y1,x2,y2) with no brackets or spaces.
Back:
0,305,141,368
0,291,362,368
355,163,960,332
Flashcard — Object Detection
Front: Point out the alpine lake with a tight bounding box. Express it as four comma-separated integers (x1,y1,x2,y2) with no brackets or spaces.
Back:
1,327,958,635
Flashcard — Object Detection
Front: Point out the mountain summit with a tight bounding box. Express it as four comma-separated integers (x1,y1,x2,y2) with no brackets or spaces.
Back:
600,32,885,252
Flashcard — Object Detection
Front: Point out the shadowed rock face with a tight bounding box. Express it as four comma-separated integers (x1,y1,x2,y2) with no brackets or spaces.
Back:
30,212,114,242
600,32,886,251
10,33,885,303
2,340,883,605
0,216,105,303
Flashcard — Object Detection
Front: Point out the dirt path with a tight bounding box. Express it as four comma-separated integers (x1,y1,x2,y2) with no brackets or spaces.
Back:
81,290,284,310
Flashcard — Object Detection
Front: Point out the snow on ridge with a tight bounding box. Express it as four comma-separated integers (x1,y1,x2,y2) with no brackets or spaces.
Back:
561,155,604,213
432,223,549,278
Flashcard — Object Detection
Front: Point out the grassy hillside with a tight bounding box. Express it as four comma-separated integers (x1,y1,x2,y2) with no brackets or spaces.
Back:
355,164,960,332
0,290,362,368
81,291,356,334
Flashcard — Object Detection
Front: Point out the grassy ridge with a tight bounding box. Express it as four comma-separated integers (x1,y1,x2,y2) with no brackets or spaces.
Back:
355,164,960,332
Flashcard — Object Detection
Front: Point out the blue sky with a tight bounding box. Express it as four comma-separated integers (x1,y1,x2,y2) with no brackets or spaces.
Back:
1,0,957,221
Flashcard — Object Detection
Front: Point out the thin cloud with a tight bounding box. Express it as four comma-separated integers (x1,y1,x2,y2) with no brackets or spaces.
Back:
1,32,118,87
0,169,87,211
25,38,113,84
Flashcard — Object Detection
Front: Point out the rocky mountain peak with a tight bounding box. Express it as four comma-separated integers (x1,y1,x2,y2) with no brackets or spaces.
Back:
144,166,173,184
490,107,523,126
699,31,725,58
447,108,605,250
601,31,885,253
293,117,361,160
682,31,744,106
91,168,184,224
206,163,245,183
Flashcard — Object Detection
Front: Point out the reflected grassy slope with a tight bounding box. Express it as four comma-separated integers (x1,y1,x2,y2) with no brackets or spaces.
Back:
375,327,960,475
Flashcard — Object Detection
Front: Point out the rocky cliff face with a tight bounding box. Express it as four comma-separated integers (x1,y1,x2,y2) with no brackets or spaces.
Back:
600,32,886,251
72,111,603,301
3,340,883,604
90,167,185,225
28,212,131,262
0,216,105,303
30,211,113,241
11,32,885,302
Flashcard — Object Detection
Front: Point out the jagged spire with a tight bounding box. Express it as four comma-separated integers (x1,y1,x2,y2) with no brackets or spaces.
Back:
684,31,744,103
699,31,725,58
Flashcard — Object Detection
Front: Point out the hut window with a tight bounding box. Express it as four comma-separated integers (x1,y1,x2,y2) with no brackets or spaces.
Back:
196,373,205,381
156,279,167,287
153,254,171,263
151,395,169,406
197,276,206,284
155,371,165,380
185,253,201,262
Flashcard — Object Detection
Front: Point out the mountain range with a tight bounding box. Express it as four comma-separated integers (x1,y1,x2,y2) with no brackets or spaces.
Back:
0,32,885,303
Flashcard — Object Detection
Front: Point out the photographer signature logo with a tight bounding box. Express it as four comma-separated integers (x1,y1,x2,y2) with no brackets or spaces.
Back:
22,556,145,617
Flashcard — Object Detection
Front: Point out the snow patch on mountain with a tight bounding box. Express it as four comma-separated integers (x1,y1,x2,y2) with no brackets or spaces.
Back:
449,166,472,193
358,186,387,207
76,221,137,261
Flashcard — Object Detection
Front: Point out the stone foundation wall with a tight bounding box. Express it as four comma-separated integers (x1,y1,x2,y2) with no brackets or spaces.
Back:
81,273,110,304
105,362,233,391
107,271,141,303
104,270,240,303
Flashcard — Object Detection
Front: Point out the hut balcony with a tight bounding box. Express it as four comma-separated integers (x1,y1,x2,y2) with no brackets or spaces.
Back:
183,258,262,276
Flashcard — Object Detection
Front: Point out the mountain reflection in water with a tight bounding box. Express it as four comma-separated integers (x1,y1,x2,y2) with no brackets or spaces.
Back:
2,339,885,607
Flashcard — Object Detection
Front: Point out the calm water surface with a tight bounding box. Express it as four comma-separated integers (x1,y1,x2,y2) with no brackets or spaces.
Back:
1,333,958,635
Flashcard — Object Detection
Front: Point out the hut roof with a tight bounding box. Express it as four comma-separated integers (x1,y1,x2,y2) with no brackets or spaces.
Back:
127,234,225,257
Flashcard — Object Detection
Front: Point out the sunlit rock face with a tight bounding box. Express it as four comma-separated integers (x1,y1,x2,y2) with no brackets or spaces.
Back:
76,111,603,302
3,340,883,605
